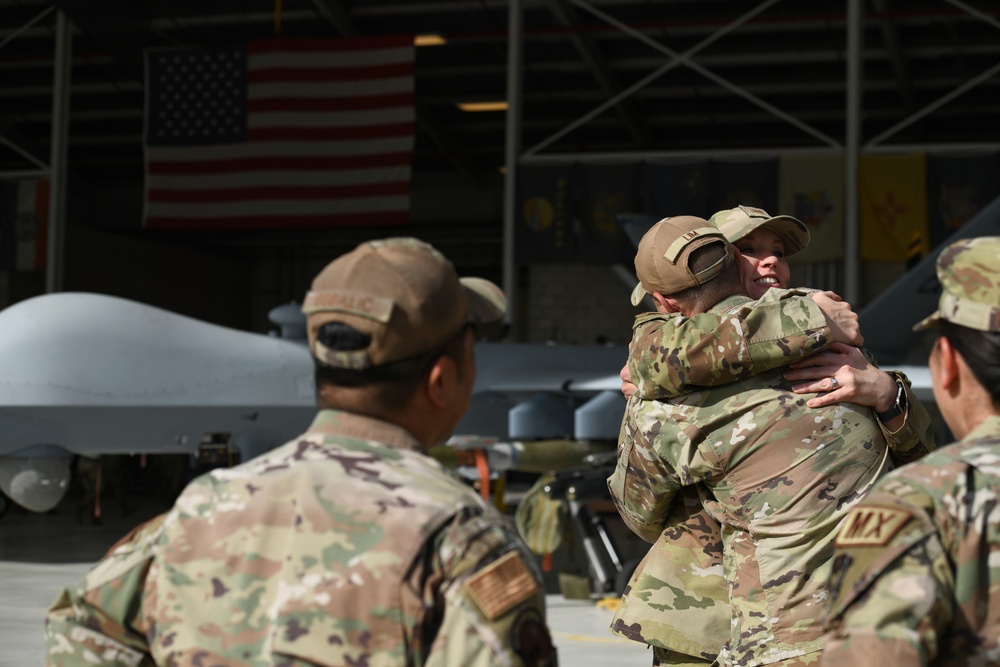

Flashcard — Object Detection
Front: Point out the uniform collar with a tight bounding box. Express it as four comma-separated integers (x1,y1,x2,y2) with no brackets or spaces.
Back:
961,414,1000,443
306,408,424,452
709,293,754,314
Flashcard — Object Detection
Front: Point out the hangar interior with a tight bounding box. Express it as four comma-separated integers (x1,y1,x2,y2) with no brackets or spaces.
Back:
0,0,999,344
0,1,998,630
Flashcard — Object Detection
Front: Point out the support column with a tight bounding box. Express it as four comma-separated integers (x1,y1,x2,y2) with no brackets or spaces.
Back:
502,0,523,337
844,0,862,305
47,11,72,293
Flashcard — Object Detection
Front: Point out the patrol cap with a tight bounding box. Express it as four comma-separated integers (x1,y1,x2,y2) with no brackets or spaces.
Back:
913,236,1000,332
708,205,810,256
630,216,734,306
302,237,506,369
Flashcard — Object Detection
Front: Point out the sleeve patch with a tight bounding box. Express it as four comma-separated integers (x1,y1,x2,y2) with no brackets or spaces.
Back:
464,551,538,620
835,505,912,547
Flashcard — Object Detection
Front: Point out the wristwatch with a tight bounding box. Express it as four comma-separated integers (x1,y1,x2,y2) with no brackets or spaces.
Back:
875,380,907,423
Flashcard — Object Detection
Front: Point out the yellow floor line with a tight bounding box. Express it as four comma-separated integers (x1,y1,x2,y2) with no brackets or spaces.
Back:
551,631,638,645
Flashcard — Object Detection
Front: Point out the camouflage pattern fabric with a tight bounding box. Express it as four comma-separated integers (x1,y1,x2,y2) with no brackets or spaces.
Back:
914,236,1000,332
45,409,556,667
613,290,935,662
629,286,934,464
628,288,832,400
612,485,727,663
822,415,1000,666
613,289,834,662
609,294,892,667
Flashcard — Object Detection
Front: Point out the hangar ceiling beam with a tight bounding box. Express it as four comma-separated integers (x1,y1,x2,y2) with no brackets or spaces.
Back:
0,6,53,178
871,0,915,114
309,0,361,37
866,0,1000,149
0,4,52,51
524,0,840,158
546,0,650,147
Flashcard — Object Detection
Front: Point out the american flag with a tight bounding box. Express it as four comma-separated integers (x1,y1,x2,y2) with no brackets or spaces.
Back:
143,36,414,230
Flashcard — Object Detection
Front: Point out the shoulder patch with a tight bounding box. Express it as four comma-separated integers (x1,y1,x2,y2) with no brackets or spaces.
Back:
465,551,538,620
836,505,912,547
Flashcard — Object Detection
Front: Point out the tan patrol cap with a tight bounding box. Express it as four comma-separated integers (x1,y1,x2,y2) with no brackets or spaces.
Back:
630,216,734,306
708,205,810,256
913,236,1000,332
302,237,506,369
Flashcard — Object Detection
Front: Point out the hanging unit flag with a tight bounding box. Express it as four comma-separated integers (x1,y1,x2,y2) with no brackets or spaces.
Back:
778,154,845,263
143,36,415,230
859,154,929,262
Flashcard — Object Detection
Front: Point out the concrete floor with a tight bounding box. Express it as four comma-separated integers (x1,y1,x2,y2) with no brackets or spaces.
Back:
0,494,651,666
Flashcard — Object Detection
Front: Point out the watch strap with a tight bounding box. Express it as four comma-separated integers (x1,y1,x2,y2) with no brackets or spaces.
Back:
875,381,906,423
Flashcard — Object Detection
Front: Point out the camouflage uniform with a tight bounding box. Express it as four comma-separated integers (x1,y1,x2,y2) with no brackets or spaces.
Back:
609,293,892,667
611,287,935,663
46,409,555,667
821,418,1000,666
822,236,1000,665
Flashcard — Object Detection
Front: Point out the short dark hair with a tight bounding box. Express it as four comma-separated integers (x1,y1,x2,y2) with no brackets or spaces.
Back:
314,322,470,411
940,321,1000,409
669,243,742,311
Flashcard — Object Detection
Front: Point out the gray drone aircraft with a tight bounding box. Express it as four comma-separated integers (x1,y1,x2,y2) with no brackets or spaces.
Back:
0,291,628,514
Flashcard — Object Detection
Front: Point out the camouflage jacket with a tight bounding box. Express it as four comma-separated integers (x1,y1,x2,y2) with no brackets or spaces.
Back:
628,288,832,400
822,415,1000,667
611,289,936,662
609,294,892,667
45,409,556,667
628,287,934,466
612,288,833,661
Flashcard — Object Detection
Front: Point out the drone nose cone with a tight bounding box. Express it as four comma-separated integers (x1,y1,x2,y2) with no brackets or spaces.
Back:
0,448,72,513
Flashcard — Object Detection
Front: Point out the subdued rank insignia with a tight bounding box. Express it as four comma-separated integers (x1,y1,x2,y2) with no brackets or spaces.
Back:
835,505,912,547
465,551,538,620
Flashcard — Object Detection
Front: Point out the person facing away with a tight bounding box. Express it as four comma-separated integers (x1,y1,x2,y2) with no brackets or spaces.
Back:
609,215,894,667
610,208,934,665
45,237,557,667
822,236,1000,666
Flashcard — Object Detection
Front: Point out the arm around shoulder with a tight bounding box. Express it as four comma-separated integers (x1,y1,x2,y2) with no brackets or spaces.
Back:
628,290,832,400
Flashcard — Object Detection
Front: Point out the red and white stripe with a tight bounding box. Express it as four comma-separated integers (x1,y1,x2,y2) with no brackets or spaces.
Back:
143,36,414,230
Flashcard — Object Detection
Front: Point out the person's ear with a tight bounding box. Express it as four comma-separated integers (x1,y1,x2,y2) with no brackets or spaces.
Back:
425,355,456,408
936,335,960,393
651,292,680,314
652,292,683,314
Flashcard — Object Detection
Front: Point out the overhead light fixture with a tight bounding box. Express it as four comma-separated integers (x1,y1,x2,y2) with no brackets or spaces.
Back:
414,34,447,47
457,101,509,112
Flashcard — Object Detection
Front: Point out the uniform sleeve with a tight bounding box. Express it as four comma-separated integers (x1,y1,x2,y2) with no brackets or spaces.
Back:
423,509,557,667
45,515,166,667
873,369,936,465
607,397,691,543
821,495,952,666
629,289,831,400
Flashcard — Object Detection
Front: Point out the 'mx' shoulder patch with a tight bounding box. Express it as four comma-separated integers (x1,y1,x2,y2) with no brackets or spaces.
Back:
465,551,539,620
836,504,912,547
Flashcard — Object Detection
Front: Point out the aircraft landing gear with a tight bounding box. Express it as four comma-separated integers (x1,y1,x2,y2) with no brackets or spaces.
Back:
543,455,639,598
